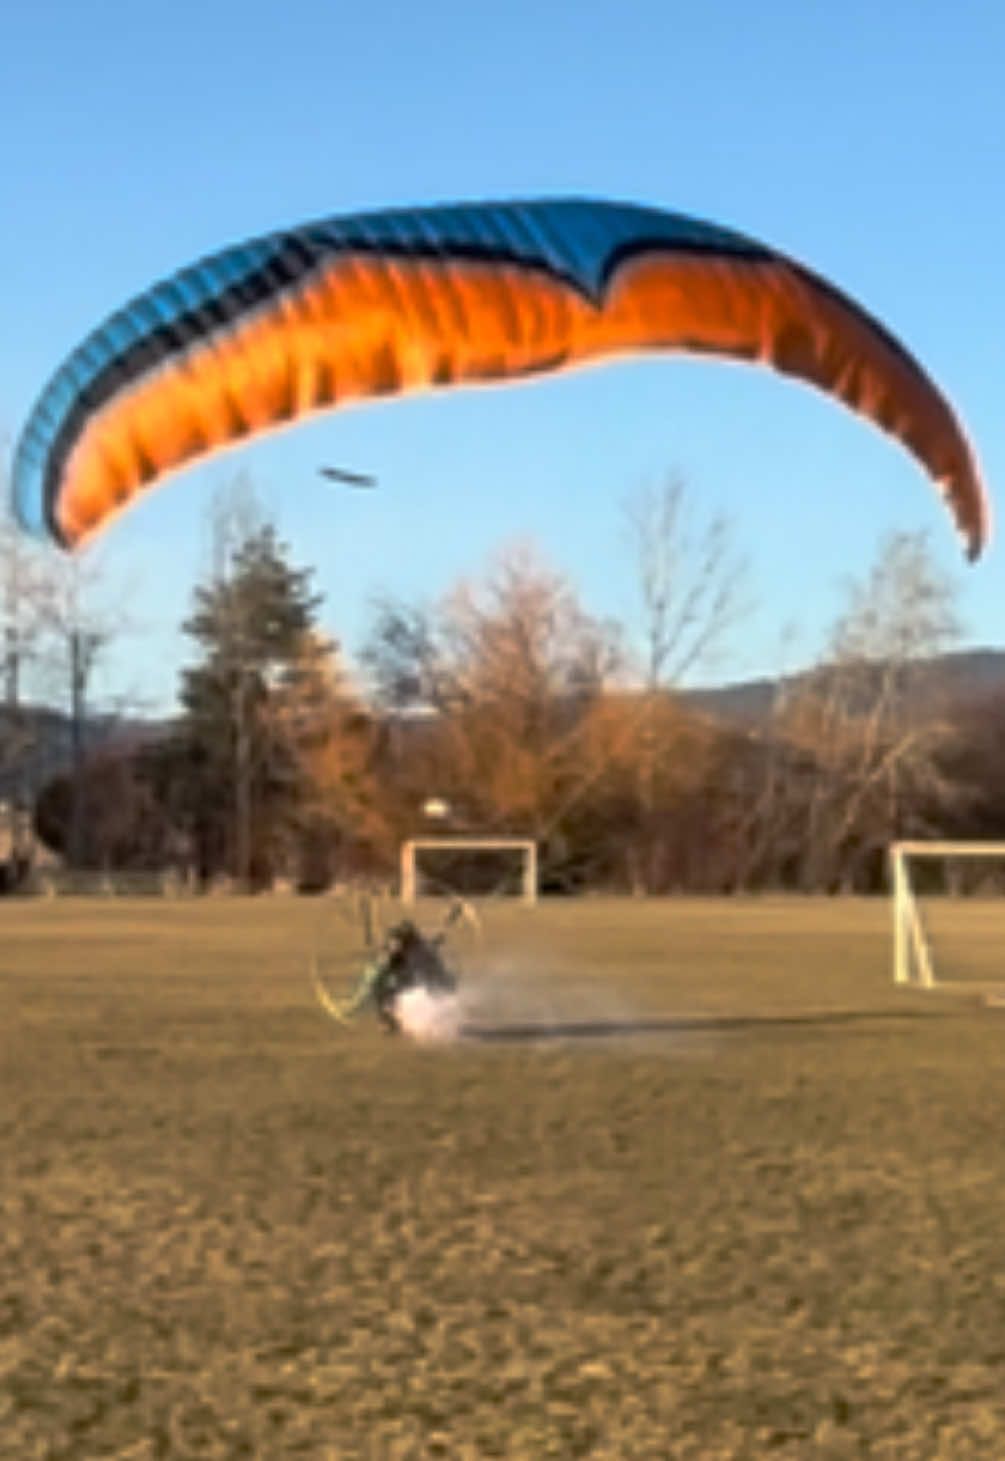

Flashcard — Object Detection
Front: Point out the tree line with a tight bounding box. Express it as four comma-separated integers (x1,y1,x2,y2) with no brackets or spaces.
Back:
9,481,1005,895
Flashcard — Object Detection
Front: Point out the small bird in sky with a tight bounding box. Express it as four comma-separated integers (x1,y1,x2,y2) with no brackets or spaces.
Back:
319,466,378,488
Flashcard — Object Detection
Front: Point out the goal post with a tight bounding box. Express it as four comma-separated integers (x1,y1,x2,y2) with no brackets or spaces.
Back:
891,840,1005,988
400,837,538,906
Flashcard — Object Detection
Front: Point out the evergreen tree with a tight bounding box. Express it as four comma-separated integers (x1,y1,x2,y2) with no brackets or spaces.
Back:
177,523,323,887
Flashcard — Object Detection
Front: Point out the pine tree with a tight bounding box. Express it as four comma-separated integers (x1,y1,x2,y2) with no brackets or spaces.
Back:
177,524,323,887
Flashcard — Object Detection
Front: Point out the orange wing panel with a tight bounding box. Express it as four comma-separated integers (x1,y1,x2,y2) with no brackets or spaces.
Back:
47,230,986,557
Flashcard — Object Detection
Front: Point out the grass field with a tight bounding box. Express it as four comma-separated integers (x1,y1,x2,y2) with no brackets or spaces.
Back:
2,895,1004,1458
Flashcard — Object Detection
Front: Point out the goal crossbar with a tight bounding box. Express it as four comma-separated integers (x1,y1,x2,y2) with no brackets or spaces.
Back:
891,840,1005,988
400,837,538,905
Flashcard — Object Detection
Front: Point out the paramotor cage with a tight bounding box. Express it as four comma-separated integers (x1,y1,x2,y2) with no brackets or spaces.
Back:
311,894,480,1030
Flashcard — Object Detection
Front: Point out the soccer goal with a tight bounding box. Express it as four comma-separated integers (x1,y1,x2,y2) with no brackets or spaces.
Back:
400,837,538,905
891,840,1005,991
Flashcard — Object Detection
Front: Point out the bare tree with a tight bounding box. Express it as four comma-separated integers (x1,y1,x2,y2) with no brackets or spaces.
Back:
2,425,123,874
751,531,965,890
0,507,53,870
626,475,749,689
364,541,622,862
33,552,116,867
621,476,750,891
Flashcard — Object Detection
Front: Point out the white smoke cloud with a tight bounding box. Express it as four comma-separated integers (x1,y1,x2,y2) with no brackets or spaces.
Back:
392,956,656,1047
394,986,463,1043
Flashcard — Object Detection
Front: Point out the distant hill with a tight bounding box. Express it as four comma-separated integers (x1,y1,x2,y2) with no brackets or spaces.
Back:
2,648,1003,798
0,704,170,803
684,648,1005,726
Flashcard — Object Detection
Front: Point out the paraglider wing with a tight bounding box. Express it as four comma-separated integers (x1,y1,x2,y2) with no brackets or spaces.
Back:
12,198,989,557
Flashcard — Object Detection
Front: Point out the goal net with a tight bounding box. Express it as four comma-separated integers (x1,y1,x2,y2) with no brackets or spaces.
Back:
891,841,1005,992
400,837,538,905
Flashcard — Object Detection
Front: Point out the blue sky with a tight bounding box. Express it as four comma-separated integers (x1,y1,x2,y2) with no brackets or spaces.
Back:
1,1,1002,713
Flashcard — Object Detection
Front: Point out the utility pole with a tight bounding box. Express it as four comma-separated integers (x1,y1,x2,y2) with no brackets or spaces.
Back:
2,521,31,871
234,641,252,890
68,626,102,868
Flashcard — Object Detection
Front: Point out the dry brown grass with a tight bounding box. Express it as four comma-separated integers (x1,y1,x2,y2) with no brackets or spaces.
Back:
2,895,1004,1457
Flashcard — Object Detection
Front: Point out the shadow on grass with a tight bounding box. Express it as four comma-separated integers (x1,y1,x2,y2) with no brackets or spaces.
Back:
460,1007,948,1044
